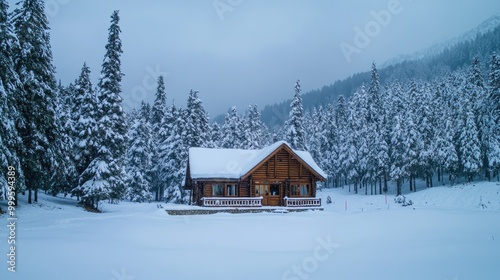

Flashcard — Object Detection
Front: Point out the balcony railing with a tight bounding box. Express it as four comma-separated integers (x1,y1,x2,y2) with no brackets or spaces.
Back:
283,197,321,207
201,197,263,207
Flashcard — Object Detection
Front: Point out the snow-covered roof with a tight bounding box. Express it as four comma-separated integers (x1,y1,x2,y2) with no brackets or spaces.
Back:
188,141,327,180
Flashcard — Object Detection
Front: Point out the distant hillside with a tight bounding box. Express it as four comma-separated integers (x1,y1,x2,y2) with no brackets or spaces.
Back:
382,14,500,67
256,16,500,129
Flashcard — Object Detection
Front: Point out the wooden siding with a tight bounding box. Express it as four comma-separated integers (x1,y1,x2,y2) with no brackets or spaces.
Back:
251,148,315,180
204,184,212,197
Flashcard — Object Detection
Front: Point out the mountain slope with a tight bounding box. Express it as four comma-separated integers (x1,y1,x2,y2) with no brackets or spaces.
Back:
258,15,500,128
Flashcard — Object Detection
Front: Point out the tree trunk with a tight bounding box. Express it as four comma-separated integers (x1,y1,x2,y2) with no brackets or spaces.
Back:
409,176,413,192
413,177,417,192
379,176,382,195
383,173,388,193
34,188,38,202
396,178,402,196
28,188,32,204
14,191,18,207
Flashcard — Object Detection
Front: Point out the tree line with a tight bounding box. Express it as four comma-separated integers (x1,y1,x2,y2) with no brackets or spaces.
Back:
301,59,500,195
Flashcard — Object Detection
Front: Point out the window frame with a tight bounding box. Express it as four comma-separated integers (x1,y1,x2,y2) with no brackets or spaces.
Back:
212,184,223,196
226,184,237,197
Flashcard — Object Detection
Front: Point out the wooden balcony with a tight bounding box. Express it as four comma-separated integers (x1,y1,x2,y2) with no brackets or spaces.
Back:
283,197,322,207
201,197,263,207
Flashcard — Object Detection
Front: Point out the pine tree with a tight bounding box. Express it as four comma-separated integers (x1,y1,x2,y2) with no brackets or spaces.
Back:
325,105,340,187
158,105,188,203
49,82,76,196
366,62,388,194
404,81,424,192
488,53,500,179
72,63,99,200
459,104,482,182
432,82,458,184
489,52,500,121
0,0,23,202
390,114,406,195
344,86,369,194
150,76,167,201
211,122,222,148
285,80,306,150
242,104,264,149
466,57,491,179
221,106,242,149
126,103,154,202
335,95,348,187
151,76,167,128
78,10,127,208
12,0,58,203
185,89,211,148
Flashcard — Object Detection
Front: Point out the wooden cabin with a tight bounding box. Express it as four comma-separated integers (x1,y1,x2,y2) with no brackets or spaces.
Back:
184,141,327,207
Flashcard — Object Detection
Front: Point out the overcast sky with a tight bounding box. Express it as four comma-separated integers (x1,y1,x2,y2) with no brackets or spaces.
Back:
8,0,500,116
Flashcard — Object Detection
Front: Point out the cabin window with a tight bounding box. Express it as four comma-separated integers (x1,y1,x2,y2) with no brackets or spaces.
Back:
291,184,309,196
270,185,280,196
300,185,310,196
212,184,223,196
255,184,269,196
227,184,237,196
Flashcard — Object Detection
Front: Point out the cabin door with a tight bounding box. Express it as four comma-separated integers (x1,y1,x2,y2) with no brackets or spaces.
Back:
268,184,282,206
255,184,270,206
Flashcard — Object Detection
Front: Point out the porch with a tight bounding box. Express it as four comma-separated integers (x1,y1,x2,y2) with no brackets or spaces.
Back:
199,196,321,208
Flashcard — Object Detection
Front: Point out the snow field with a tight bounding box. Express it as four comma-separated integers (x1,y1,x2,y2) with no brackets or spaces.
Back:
0,182,499,280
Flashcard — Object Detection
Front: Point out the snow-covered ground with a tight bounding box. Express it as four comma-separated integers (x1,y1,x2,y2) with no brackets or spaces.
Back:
1,182,500,280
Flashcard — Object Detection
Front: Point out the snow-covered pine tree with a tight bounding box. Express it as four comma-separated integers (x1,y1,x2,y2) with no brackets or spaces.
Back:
416,83,435,188
78,10,127,208
431,82,458,185
242,104,264,149
159,104,188,203
404,81,423,192
49,81,76,196
285,80,306,150
150,75,167,201
72,63,100,201
221,106,242,149
466,57,491,179
11,0,58,203
335,95,348,188
186,89,211,148
345,85,369,194
366,62,389,194
151,75,167,128
126,102,154,202
459,103,482,182
390,114,407,196
489,52,500,122
0,0,24,202
324,104,340,188
488,53,500,179
385,81,405,194
211,122,222,148
307,106,325,171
